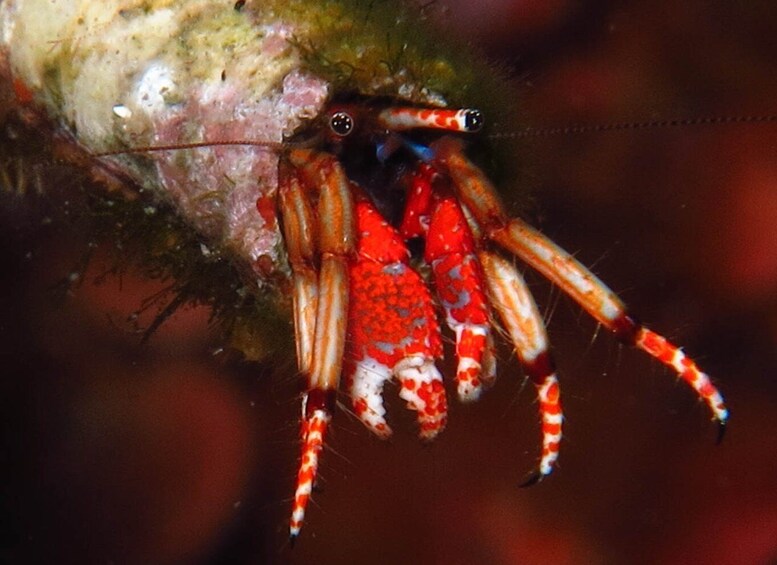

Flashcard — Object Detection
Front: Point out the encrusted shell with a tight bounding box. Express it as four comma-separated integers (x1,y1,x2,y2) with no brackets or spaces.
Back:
0,0,489,282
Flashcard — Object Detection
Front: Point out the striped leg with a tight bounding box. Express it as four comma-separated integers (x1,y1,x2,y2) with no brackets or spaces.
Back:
279,164,318,375
283,150,355,541
480,251,562,482
434,138,728,431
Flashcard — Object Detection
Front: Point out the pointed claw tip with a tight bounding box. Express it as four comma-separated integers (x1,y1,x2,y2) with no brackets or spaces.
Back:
457,389,482,403
418,430,441,443
519,471,543,488
716,420,727,445
289,533,297,549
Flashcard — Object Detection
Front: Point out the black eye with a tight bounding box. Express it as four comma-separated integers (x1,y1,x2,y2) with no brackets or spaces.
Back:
329,111,354,136
463,109,483,132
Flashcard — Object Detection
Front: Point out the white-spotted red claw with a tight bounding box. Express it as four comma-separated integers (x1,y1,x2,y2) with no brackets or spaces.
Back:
344,191,447,439
402,164,494,402
394,356,447,441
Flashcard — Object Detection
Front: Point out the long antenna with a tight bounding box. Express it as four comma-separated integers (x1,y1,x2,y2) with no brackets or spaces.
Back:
91,115,777,155
490,114,777,139
94,139,286,157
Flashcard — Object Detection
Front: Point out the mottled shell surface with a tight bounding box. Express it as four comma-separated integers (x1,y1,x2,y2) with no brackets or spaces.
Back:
0,0,508,283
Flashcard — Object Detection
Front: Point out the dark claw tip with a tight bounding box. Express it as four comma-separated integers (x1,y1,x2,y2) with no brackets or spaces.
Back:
289,534,297,549
519,471,543,488
716,420,727,445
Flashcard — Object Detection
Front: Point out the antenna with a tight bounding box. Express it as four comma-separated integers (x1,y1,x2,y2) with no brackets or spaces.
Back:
490,115,777,139
94,139,286,157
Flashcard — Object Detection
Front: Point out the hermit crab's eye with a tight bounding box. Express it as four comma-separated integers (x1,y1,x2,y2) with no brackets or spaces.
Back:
463,109,483,132
329,111,354,136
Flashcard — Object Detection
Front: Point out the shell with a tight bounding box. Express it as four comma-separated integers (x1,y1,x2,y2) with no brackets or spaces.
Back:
0,0,512,271
0,0,516,357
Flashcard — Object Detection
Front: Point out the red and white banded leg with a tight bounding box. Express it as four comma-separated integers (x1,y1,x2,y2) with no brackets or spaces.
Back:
434,138,728,433
401,164,495,402
345,191,447,440
282,149,355,540
480,251,562,482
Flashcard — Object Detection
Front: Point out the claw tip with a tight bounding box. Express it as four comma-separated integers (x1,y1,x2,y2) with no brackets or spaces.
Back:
716,420,727,445
519,471,543,488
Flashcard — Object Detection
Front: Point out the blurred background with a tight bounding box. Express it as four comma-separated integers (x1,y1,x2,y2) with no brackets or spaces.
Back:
1,0,776,563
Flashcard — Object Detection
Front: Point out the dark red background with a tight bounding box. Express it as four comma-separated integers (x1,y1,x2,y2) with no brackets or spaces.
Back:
2,1,776,563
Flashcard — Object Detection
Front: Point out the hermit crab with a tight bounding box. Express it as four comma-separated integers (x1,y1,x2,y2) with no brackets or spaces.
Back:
0,0,728,544
281,101,729,539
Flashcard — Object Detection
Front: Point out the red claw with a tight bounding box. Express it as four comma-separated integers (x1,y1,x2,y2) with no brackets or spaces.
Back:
344,191,447,439
404,165,495,401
